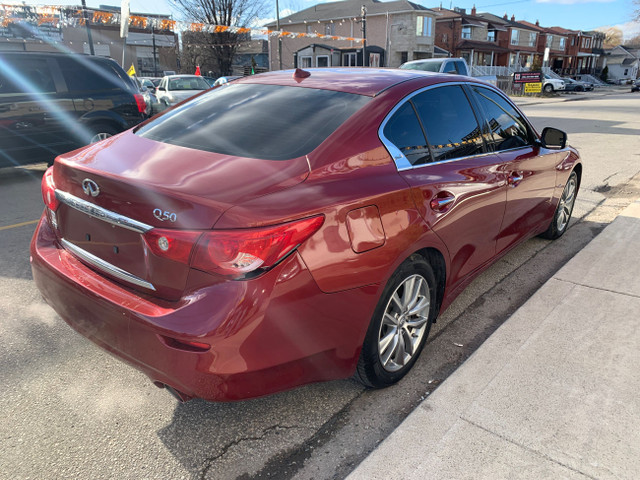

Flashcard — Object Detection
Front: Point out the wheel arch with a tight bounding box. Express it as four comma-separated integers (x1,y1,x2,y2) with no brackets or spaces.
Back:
412,247,447,318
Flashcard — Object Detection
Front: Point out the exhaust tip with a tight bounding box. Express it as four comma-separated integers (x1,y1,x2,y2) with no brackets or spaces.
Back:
153,381,193,403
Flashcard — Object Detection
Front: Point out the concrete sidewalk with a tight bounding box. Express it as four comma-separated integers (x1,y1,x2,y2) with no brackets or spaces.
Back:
348,200,640,480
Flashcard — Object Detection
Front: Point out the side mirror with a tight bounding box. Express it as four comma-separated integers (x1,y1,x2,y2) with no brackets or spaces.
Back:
540,127,567,149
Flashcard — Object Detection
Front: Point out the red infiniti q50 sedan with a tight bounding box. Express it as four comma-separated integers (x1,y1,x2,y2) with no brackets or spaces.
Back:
31,68,581,402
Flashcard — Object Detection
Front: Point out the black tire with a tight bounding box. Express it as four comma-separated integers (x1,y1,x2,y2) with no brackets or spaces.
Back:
577,86,584,92
540,171,578,240
355,254,438,388
543,84,554,93
88,123,120,144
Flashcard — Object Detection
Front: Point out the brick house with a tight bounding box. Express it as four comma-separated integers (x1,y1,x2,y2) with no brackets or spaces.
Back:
476,13,540,69
432,7,509,68
547,27,604,75
265,0,437,70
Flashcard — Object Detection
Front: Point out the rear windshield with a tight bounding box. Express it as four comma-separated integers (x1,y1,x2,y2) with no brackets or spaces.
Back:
136,83,370,160
168,76,210,91
400,61,442,72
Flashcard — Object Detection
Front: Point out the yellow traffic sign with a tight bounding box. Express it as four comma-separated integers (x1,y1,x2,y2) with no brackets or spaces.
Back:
525,82,542,93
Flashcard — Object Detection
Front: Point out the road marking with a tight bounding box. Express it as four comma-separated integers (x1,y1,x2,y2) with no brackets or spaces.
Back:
0,219,39,231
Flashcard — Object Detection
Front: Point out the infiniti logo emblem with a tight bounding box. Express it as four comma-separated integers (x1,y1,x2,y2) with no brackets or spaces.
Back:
82,179,100,197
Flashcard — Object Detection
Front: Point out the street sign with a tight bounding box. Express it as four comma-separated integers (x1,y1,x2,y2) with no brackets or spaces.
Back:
524,82,543,93
514,72,542,83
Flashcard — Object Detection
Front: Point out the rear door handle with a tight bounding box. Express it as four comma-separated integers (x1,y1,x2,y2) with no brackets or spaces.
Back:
430,193,456,211
508,173,523,186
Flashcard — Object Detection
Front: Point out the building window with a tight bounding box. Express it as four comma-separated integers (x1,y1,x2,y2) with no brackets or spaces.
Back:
416,16,432,37
300,56,313,68
571,37,575,46
559,37,566,49
529,33,537,47
316,55,329,67
324,23,335,35
306,24,312,34
509,53,517,66
343,52,357,66
442,33,448,42
511,29,519,45
401,51,408,64
462,26,472,39
546,35,552,47
487,30,496,42
624,68,629,76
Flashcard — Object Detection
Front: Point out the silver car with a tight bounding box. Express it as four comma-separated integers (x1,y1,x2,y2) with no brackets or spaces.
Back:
156,75,211,109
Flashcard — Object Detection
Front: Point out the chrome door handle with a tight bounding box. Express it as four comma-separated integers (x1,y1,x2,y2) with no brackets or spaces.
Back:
430,194,455,211
508,174,523,186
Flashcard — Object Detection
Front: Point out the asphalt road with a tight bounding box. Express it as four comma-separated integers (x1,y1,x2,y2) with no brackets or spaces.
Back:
1,91,639,480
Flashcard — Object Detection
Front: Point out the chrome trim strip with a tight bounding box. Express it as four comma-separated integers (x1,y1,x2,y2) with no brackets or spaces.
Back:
55,190,153,234
61,238,156,291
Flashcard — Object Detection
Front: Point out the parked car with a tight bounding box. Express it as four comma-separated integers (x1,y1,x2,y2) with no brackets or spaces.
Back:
400,58,469,76
212,75,242,87
0,52,146,168
155,74,211,108
31,69,581,402
135,78,160,116
632,79,640,92
561,78,593,92
542,74,565,93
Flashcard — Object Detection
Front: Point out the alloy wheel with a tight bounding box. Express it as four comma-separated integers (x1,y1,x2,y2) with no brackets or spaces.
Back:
378,274,431,372
90,132,112,143
556,174,577,232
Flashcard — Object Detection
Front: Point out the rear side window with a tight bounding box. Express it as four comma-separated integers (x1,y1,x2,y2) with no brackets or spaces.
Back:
136,83,370,160
0,57,56,95
57,57,128,92
382,102,430,166
455,61,468,75
470,85,531,151
412,85,485,162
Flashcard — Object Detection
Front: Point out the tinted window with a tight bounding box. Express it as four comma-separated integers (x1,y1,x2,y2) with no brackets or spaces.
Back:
136,83,370,160
455,61,468,75
412,85,484,162
0,57,56,95
471,86,531,151
382,102,430,166
58,57,127,92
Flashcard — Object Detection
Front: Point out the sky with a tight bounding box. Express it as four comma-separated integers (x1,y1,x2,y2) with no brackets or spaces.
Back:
8,0,640,40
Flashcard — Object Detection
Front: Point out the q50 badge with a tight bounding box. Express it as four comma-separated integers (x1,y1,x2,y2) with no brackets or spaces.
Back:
153,209,177,222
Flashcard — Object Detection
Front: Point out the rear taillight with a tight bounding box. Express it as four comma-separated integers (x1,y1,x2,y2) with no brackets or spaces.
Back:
41,166,59,211
134,93,146,114
143,229,201,264
142,216,324,279
192,216,324,277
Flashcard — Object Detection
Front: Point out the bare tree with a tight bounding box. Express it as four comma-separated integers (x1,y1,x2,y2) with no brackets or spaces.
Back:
173,0,268,75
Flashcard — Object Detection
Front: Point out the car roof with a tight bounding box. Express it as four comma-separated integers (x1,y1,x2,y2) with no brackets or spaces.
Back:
232,68,465,97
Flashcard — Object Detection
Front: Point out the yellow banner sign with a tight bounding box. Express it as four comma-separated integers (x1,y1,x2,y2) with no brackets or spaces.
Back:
525,82,542,93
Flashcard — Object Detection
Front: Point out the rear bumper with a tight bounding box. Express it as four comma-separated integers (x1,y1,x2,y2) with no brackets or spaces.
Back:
30,216,379,401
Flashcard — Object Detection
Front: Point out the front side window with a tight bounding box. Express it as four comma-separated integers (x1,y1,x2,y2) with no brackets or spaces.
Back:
58,57,126,92
382,102,430,166
470,85,531,152
412,85,484,162
136,83,369,160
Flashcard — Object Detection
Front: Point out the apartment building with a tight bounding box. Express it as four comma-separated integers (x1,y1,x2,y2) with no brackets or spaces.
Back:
265,0,437,69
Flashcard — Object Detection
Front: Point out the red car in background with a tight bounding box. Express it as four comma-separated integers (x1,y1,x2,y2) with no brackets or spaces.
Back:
31,68,581,402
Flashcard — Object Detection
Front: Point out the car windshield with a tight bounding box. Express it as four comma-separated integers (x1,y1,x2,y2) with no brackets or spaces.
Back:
136,83,370,160
400,61,443,72
168,77,210,91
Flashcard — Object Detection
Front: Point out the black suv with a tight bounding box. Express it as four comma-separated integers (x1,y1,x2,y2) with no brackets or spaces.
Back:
0,52,146,168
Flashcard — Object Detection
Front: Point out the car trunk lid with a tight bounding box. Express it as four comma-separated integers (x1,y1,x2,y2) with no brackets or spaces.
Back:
51,132,310,300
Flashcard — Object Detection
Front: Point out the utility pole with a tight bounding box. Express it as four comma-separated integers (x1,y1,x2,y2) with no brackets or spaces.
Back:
81,0,95,55
276,0,282,70
361,5,367,67
152,24,158,77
